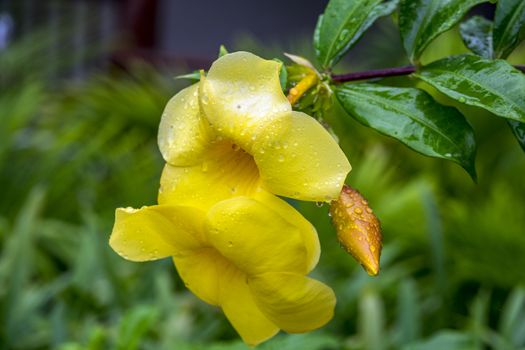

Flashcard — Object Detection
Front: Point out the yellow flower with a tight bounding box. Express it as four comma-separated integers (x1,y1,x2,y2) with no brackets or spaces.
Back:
110,52,351,346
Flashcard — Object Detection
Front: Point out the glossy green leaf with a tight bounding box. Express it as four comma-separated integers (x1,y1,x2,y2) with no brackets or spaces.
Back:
460,16,493,58
414,55,525,122
335,83,477,178
493,0,525,59
508,120,525,152
399,0,489,62
314,0,399,69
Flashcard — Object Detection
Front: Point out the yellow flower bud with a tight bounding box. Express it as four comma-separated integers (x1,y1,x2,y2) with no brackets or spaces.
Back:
330,185,382,276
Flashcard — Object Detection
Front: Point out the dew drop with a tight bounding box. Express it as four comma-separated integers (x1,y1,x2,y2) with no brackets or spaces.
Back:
339,29,350,41
354,207,363,215
316,201,324,207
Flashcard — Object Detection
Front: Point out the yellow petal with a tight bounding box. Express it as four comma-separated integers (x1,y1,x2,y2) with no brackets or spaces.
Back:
158,84,213,166
219,262,279,346
205,196,310,275
109,205,205,262
173,248,225,306
253,189,320,273
174,248,279,344
249,272,336,333
253,111,351,202
158,141,260,211
200,52,291,151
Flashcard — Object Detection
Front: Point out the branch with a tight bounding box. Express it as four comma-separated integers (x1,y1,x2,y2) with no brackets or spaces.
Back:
331,64,525,83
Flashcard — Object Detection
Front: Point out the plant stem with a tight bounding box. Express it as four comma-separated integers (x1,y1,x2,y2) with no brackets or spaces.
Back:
331,64,525,83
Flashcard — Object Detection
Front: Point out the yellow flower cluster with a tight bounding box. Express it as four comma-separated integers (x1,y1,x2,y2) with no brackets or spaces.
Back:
110,52,351,346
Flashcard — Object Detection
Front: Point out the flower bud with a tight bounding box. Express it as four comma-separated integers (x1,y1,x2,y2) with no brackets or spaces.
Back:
329,185,382,276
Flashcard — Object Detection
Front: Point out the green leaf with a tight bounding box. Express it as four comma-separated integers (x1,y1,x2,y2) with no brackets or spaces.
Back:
399,0,489,62
218,44,229,58
414,55,525,122
397,279,421,344
273,58,288,91
314,0,399,69
493,0,525,59
335,83,477,178
403,331,477,350
508,120,525,151
359,290,386,350
459,16,493,58
499,287,525,346
174,71,201,83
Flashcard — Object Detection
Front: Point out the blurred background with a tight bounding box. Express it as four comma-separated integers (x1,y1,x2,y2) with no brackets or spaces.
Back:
0,1,524,349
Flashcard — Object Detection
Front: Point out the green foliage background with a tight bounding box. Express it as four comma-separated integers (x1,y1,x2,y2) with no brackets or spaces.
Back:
1,13,525,350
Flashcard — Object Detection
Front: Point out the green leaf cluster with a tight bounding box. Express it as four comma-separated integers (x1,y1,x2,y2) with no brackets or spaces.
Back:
307,0,525,179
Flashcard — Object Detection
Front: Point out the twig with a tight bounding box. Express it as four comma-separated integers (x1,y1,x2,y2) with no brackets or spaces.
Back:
331,64,525,83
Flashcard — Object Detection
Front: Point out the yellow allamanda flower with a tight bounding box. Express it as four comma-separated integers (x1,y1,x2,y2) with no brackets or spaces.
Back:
110,52,351,346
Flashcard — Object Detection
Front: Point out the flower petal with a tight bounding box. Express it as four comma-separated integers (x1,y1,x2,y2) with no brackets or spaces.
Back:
172,248,224,306
158,84,214,166
109,205,205,262
205,196,310,275
173,248,279,344
159,141,260,211
253,189,320,273
253,111,351,201
200,52,291,151
220,263,279,346
249,272,336,333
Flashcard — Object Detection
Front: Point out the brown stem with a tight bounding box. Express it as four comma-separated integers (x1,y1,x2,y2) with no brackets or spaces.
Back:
331,64,525,83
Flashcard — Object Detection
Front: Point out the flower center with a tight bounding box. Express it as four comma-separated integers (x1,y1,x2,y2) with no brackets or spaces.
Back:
205,140,261,197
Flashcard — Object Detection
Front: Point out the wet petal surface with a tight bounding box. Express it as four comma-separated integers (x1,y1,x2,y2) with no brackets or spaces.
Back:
249,272,336,333
110,205,205,261
206,196,309,275
254,111,351,201
158,84,213,166
200,52,291,151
